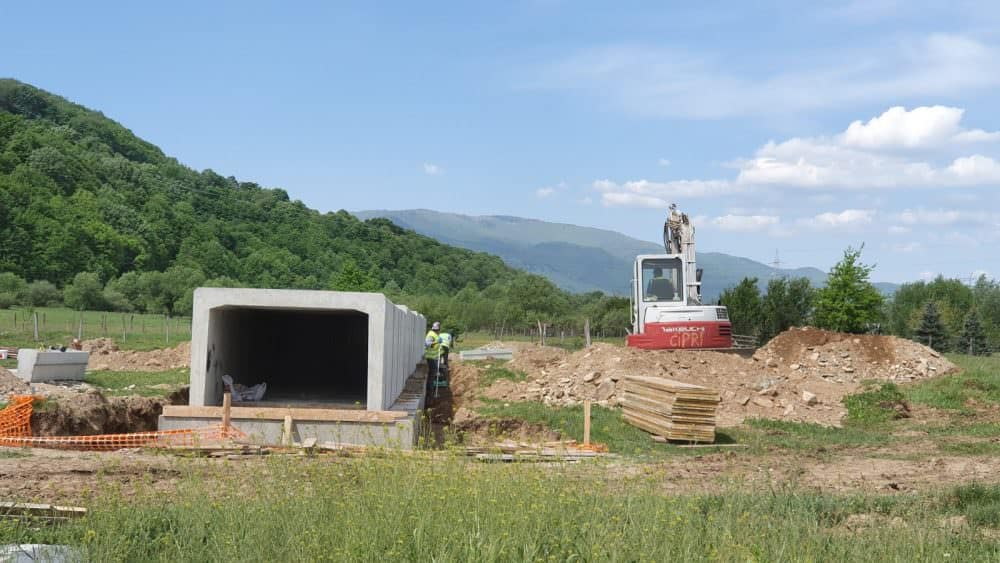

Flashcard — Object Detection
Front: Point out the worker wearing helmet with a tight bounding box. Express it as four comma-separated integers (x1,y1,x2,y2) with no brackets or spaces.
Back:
425,321,441,389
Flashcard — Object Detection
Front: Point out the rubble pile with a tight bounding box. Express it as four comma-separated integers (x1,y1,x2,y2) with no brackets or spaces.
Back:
458,327,958,427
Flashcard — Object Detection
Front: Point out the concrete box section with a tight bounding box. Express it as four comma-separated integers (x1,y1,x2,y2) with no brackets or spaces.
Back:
16,349,90,382
188,288,426,411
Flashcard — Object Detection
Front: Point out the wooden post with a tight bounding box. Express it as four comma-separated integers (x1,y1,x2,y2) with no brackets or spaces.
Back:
584,318,591,348
77,316,83,340
32,312,39,341
165,315,170,345
222,392,232,433
583,399,591,446
42,313,45,331
282,415,293,446
121,315,127,344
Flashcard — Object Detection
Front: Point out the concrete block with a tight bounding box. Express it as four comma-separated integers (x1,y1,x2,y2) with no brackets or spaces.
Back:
16,349,89,382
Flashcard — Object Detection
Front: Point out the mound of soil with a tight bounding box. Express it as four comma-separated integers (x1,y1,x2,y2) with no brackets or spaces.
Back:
83,338,190,371
31,390,165,436
0,366,30,397
452,327,958,428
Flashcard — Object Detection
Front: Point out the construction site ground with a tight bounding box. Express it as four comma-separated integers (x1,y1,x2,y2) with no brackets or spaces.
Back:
1,328,998,506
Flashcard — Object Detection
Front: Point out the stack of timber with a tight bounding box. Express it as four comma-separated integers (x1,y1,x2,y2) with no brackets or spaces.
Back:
622,376,719,443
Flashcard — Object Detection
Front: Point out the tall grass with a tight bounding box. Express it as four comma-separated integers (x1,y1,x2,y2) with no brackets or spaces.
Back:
3,455,995,561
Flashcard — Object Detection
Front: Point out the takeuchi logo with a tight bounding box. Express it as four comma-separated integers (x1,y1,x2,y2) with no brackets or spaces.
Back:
659,326,706,333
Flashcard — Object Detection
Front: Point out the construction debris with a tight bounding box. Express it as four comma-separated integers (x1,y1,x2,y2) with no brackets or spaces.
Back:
455,327,957,427
622,376,718,442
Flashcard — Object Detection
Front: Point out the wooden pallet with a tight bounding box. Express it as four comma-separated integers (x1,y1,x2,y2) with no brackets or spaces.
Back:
621,376,719,443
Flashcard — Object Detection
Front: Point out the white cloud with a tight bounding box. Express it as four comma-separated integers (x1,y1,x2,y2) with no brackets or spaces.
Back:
888,225,911,235
894,208,965,225
919,271,937,281
579,196,593,205
536,34,1000,119
593,106,1000,208
806,209,875,228
840,106,1000,149
423,163,443,175
657,158,671,167
594,179,736,207
536,187,556,198
890,242,922,253
709,214,780,232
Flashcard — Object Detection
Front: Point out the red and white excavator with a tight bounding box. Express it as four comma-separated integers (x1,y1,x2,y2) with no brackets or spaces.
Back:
626,204,736,350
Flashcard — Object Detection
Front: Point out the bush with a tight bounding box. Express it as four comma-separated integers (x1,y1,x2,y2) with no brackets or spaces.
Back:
63,272,105,310
0,272,27,306
26,280,61,306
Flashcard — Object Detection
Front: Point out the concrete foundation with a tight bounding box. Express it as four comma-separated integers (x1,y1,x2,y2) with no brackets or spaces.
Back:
16,350,89,382
161,287,428,448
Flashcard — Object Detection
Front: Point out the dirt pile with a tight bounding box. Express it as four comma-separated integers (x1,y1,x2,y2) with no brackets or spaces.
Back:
0,366,30,397
458,327,958,427
755,327,956,382
83,338,190,371
31,390,165,436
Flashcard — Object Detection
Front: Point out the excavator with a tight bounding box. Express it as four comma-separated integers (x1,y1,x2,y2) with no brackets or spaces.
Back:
626,204,741,350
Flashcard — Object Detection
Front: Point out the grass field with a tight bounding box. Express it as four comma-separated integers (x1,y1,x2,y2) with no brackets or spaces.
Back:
1,453,997,561
0,306,191,352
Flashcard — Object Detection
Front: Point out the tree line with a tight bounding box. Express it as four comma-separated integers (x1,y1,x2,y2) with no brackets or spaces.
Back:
720,247,996,355
0,79,616,331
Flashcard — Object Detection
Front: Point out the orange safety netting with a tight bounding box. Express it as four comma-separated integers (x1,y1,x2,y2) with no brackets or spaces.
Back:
0,395,244,451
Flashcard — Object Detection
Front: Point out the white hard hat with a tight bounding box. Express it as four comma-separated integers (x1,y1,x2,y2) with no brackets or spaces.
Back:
432,321,441,330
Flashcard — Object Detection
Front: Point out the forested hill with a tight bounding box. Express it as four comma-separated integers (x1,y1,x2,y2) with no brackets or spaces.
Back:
0,79,571,319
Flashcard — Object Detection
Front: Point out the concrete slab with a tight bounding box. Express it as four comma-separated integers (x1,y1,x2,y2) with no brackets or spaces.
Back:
159,366,429,448
16,350,89,383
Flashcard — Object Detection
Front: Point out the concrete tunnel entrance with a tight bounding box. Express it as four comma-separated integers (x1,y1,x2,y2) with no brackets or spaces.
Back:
209,307,369,408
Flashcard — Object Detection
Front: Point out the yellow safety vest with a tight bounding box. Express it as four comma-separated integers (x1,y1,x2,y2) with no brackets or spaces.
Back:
424,330,440,359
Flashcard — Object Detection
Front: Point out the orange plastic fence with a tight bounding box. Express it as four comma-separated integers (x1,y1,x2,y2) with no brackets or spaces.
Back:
0,396,33,438
0,395,245,451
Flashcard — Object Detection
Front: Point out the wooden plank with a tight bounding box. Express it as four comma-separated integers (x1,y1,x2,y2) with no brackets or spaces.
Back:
282,415,293,446
162,405,409,423
0,502,86,519
583,399,591,446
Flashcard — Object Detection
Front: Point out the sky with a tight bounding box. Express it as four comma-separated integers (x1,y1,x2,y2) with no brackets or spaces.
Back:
2,1,999,283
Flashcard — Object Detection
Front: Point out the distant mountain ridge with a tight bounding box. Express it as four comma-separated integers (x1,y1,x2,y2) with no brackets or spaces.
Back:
355,209,897,300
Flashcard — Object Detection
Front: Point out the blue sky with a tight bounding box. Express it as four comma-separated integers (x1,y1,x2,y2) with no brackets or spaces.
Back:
3,1,999,282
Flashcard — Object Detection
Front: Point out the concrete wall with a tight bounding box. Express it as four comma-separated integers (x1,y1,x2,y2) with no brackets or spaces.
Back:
190,288,425,410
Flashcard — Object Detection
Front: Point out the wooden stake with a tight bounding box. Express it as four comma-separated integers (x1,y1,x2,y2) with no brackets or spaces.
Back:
282,415,293,446
32,312,38,341
584,318,591,348
583,399,591,446
222,392,232,432
77,316,83,340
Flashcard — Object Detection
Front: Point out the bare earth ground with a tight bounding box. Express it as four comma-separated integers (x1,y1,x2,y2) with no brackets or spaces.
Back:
1,329,996,504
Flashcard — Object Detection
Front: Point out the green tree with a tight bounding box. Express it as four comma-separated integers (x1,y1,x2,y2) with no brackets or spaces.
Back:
760,277,814,342
957,312,990,356
719,277,762,337
0,272,27,308
329,259,379,292
25,280,60,306
813,246,884,333
915,302,949,352
63,272,105,310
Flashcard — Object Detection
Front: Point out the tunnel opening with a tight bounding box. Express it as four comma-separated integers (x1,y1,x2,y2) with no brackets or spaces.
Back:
208,307,369,408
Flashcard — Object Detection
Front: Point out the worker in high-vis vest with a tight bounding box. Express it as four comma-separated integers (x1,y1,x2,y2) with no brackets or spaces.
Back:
424,321,441,388
438,331,453,370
